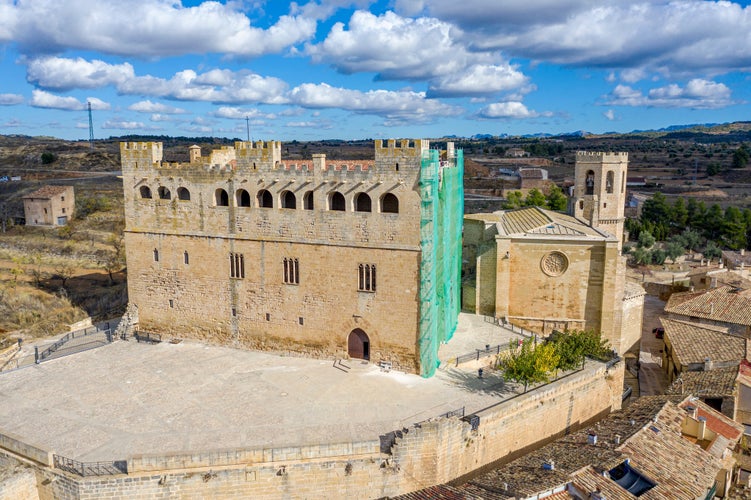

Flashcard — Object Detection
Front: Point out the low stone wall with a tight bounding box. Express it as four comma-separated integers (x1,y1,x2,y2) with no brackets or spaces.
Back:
0,458,40,500
0,361,623,499
0,431,53,467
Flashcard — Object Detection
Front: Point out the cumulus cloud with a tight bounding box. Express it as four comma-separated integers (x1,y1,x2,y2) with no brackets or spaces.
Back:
213,107,276,120
128,100,187,114
0,94,23,105
308,10,498,81
477,101,552,119
396,1,751,77
102,119,146,130
606,79,735,109
30,90,84,110
26,57,134,90
604,109,616,121
428,64,528,97
3,1,316,57
288,82,461,123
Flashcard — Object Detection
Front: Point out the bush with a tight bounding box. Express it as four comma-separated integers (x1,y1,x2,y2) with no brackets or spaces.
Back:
41,152,57,164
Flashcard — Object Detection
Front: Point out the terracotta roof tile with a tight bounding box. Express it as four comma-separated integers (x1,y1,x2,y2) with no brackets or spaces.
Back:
661,318,744,367
665,285,751,326
23,185,72,199
665,366,738,398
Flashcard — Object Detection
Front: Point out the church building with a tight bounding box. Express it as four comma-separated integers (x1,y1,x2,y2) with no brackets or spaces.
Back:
462,152,642,355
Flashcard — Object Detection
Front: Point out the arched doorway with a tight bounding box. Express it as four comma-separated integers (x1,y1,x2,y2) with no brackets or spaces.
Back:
348,329,370,360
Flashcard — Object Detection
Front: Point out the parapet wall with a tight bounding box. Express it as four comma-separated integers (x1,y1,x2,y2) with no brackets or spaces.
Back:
0,361,622,499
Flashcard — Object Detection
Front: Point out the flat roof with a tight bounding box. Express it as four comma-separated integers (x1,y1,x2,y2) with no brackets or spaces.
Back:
0,315,523,462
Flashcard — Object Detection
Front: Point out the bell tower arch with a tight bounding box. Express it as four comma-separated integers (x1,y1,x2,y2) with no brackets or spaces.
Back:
570,151,628,247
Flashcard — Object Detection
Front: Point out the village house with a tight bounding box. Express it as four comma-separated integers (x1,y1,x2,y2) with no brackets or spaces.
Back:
664,285,751,336
22,185,74,226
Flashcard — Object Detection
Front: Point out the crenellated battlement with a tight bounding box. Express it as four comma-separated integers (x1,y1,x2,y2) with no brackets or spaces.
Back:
120,142,164,166
576,151,629,162
375,139,429,155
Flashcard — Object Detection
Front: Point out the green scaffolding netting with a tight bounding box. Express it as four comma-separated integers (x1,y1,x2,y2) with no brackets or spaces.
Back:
418,147,464,377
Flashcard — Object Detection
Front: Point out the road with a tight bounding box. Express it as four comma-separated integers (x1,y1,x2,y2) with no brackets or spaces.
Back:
638,294,669,396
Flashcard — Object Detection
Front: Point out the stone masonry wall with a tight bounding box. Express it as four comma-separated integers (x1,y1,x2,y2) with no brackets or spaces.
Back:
0,361,622,499
120,140,435,373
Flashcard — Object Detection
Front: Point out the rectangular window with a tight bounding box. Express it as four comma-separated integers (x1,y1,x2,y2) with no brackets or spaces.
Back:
283,258,299,284
184,251,189,265
232,308,237,317
299,317,304,325
62,207,66,214
61,196,65,202
358,263,376,292
265,313,270,321
169,299,174,308
230,252,245,278
153,249,159,262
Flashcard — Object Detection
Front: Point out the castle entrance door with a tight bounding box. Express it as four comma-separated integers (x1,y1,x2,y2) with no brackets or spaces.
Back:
348,329,370,360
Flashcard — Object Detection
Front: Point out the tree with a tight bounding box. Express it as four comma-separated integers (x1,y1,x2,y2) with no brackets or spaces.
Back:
53,262,75,288
664,241,685,263
651,248,667,265
680,229,702,252
546,185,567,211
100,234,125,284
637,230,655,249
732,145,749,169
524,188,547,208
631,247,652,265
503,191,524,209
706,162,721,176
703,241,722,261
500,338,559,392
671,198,688,230
41,152,57,164
641,192,671,226
550,329,610,371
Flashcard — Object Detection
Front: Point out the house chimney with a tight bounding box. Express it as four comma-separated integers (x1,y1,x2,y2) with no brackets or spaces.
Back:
587,432,598,445
697,416,707,440
704,357,714,370
614,434,621,445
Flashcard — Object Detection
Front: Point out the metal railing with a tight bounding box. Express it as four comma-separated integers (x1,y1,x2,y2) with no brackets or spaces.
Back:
455,344,505,366
134,331,162,344
53,454,127,476
37,323,114,362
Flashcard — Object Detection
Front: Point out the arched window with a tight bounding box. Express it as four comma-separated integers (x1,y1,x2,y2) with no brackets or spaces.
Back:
215,188,229,206
257,189,273,208
236,189,251,207
303,191,314,210
177,187,190,201
585,170,595,195
381,193,399,214
139,186,152,199
281,191,296,209
606,171,614,194
329,192,345,211
158,186,171,200
354,193,371,212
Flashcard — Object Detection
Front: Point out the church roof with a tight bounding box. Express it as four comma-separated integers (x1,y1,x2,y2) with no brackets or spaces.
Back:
491,206,611,239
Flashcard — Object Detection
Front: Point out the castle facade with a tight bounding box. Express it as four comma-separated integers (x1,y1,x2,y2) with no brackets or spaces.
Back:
120,140,463,376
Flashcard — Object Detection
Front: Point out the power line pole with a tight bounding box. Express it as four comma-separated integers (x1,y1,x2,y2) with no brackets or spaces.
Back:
87,101,94,150
245,116,250,143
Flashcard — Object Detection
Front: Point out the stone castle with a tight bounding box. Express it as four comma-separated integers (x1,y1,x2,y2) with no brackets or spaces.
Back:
120,139,463,376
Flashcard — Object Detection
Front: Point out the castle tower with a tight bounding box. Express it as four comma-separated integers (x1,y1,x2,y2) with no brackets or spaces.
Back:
570,151,628,247
189,145,201,163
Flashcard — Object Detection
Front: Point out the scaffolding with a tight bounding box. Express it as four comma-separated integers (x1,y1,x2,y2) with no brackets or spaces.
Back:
418,147,464,377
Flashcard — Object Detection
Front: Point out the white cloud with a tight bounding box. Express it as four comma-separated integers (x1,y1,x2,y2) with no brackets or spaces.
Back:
128,100,187,114
606,79,735,109
478,101,552,119
0,94,23,105
4,1,316,57
213,107,276,120
102,119,145,130
428,64,528,97
285,121,331,129
308,10,497,81
26,57,134,90
288,82,461,123
29,90,84,110
604,109,616,121
86,97,110,110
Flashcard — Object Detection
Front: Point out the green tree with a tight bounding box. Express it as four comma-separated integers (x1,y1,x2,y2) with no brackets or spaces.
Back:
703,241,722,261
631,247,652,265
637,230,655,249
706,162,721,176
732,145,749,169
500,338,559,392
550,329,610,371
651,248,667,265
664,241,685,263
545,185,567,211
671,198,688,230
41,152,57,164
641,192,671,226
524,188,547,208
503,191,524,209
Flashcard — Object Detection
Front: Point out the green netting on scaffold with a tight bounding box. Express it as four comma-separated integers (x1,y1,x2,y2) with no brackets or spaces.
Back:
418,146,464,377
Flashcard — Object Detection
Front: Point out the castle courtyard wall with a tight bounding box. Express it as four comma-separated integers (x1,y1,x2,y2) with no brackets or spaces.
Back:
0,361,621,499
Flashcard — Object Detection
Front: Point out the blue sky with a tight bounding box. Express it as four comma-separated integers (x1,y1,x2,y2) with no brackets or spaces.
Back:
1,0,751,141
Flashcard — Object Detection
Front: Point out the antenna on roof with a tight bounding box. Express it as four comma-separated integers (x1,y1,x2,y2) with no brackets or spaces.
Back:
87,101,94,150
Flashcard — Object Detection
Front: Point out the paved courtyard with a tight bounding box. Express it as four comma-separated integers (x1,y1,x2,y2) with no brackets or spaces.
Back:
0,314,525,463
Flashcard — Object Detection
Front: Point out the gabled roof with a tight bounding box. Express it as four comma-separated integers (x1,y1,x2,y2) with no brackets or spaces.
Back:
393,396,741,500
661,317,744,367
23,185,72,199
665,285,751,326
476,206,611,239
665,366,738,398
